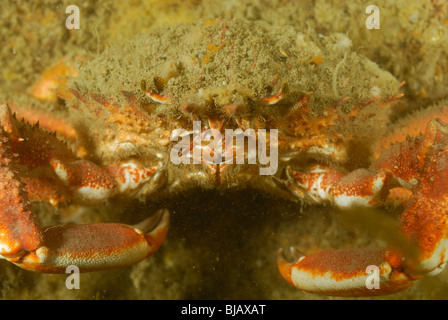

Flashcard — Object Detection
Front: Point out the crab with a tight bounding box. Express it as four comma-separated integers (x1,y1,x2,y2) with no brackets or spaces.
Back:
1,19,448,297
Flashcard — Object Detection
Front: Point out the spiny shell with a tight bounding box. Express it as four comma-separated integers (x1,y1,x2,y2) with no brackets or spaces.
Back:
65,18,401,193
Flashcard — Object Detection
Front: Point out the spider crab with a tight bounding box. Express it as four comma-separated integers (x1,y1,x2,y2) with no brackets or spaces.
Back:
1,19,447,296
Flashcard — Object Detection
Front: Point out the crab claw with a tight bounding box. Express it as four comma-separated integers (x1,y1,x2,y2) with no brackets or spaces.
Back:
51,159,161,204
279,119,448,296
278,247,413,296
7,209,169,273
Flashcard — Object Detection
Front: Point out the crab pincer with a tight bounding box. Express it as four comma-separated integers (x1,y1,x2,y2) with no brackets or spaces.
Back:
277,247,412,296
6,209,169,273
279,120,448,296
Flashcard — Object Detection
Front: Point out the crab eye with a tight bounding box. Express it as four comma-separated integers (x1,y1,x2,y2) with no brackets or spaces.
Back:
153,74,167,92
261,83,288,105
281,83,289,95
140,80,147,93
141,79,172,104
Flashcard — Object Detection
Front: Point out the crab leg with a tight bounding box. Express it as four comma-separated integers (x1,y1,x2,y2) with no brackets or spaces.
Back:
50,159,162,204
0,103,169,272
280,120,448,296
287,166,389,208
0,129,43,258
0,104,164,205
375,120,448,278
